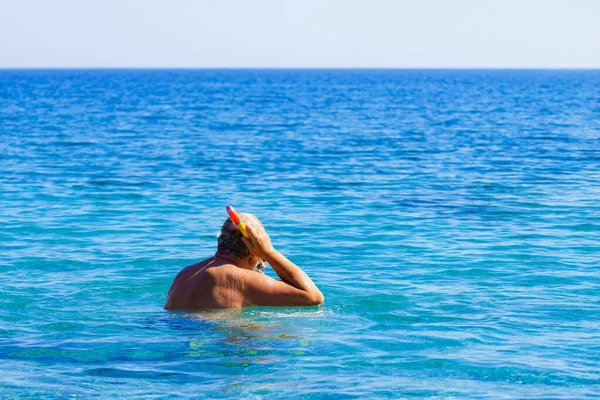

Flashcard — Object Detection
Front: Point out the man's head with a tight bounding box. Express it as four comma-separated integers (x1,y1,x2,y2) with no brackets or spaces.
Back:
217,213,263,260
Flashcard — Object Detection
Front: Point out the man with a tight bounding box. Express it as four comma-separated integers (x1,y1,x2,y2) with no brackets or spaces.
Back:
164,213,324,310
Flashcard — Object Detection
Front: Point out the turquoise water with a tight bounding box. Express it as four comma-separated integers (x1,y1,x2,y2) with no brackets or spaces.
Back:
1,70,599,398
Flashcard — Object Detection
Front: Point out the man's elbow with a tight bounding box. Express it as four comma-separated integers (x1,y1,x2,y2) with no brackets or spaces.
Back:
307,290,324,306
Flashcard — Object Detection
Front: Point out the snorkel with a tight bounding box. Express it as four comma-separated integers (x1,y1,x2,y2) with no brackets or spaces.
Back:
226,205,249,238
226,205,264,271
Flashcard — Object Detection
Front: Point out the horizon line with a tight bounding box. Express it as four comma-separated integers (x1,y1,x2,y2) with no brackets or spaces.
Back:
1,67,600,71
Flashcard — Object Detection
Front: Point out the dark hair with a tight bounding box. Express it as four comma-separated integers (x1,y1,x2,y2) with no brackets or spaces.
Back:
217,218,250,258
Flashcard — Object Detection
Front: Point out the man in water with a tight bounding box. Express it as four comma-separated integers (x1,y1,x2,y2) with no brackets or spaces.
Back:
164,214,324,310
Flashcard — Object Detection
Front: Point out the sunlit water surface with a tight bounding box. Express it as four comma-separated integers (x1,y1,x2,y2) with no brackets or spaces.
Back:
1,70,599,398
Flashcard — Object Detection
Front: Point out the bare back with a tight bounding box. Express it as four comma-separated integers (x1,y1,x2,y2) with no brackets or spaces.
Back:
164,256,324,310
164,258,246,310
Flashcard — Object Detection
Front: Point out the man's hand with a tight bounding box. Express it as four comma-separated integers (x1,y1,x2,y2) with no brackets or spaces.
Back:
241,224,276,260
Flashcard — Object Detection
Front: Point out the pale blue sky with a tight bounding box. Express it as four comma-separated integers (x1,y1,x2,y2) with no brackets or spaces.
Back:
1,0,599,68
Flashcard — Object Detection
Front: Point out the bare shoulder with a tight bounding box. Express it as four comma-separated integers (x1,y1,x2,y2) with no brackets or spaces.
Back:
207,264,272,286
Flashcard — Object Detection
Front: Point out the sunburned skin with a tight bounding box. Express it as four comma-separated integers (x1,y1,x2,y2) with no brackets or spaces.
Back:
164,216,324,310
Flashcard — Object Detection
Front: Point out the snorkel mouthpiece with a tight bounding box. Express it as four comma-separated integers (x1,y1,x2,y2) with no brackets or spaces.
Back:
226,205,250,238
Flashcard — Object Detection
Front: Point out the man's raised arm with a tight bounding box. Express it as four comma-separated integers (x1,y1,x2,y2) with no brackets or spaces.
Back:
241,225,324,307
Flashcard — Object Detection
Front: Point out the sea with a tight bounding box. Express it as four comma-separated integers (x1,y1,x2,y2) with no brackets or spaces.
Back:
1,69,599,398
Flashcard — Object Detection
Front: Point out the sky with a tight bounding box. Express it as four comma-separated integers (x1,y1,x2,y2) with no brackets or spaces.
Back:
1,0,599,68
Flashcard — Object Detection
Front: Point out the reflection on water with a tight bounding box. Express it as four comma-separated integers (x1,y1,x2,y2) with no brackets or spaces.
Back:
180,308,308,368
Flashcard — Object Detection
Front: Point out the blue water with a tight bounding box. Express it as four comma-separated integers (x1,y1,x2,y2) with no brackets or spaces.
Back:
1,69,599,398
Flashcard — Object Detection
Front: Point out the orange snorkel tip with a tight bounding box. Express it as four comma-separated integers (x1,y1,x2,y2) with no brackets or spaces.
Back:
226,205,241,225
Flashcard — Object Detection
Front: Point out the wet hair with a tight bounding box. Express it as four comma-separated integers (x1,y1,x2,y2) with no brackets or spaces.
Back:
217,213,263,259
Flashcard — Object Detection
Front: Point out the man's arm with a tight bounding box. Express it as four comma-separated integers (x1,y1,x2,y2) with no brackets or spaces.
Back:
240,271,324,306
240,225,324,307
